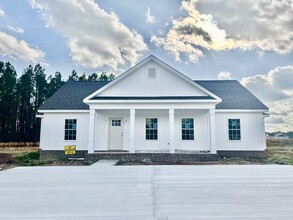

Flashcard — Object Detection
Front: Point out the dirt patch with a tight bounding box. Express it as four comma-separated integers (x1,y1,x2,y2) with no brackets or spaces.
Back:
117,158,265,166
0,153,15,164
0,153,16,171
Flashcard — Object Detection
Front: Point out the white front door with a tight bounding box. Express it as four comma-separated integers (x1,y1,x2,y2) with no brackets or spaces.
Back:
109,119,124,150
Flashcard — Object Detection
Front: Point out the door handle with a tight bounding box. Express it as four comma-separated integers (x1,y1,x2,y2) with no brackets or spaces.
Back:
121,132,123,137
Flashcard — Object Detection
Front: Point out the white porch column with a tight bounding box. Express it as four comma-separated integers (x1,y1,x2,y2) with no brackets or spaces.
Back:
209,108,217,154
129,109,135,153
88,109,95,154
169,108,175,153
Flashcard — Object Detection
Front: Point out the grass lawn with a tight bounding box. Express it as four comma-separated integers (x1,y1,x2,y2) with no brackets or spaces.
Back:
0,140,293,169
265,140,293,165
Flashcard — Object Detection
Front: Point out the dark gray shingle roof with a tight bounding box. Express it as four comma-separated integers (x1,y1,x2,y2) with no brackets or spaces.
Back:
195,80,268,110
39,81,109,110
39,80,268,110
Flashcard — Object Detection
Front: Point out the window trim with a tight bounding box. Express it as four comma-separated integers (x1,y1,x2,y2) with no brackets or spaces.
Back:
64,119,77,141
181,118,195,141
145,118,159,141
228,119,241,141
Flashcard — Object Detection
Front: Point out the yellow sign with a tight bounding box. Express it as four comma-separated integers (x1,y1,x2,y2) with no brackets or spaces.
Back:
64,145,76,155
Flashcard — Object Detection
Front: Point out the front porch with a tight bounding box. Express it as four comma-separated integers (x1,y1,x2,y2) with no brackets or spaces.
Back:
87,108,217,154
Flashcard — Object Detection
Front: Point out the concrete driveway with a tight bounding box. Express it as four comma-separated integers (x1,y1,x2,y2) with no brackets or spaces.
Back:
0,165,293,219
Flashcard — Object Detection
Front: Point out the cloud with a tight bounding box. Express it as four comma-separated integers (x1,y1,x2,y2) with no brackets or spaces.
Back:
0,31,45,63
241,65,293,102
241,65,293,131
145,6,155,24
266,116,286,124
152,0,293,63
31,0,147,70
265,97,293,132
0,8,4,17
8,25,24,34
218,71,232,80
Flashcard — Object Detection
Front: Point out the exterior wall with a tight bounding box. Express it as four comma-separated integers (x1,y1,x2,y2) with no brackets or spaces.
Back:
93,109,210,152
98,60,208,97
175,110,210,151
215,112,266,151
94,110,130,151
39,110,266,154
135,110,169,151
40,113,89,151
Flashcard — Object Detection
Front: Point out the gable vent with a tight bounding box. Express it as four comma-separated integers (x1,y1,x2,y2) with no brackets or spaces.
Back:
148,68,156,79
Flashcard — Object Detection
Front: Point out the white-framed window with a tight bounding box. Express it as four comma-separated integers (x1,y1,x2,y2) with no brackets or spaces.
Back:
228,119,241,140
182,118,194,140
64,119,77,140
146,118,158,140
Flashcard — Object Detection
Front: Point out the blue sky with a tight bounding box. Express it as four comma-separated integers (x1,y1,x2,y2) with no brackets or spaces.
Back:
0,0,293,131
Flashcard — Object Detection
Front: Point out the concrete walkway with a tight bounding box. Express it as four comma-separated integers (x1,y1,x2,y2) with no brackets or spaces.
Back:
0,165,293,219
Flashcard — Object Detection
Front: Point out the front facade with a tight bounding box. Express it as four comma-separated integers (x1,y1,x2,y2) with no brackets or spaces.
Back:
38,56,269,159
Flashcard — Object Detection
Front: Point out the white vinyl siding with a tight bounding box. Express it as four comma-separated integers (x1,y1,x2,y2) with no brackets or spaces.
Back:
40,113,89,151
97,60,208,97
216,112,266,151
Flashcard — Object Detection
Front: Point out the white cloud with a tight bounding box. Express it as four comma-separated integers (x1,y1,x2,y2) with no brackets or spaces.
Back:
241,65,293,131
218,71,232,80
0,8,4,17
241,65,293,102
0,31,45,63
145,6,155,24
265,98,293,132
152,0,293,63
8,25,24,34
31,0,147,70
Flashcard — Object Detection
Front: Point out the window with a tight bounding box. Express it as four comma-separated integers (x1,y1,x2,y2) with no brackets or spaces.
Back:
65,119,77,140
146,118,158,140
182,118,194,140
228,119,241,140
112,119,121,126
148,68,156,79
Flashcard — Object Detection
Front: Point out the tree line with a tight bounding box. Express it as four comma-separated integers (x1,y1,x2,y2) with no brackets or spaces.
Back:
0,61,114,142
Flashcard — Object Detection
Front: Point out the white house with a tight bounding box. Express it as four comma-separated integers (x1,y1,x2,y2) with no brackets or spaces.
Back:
38,55,269,160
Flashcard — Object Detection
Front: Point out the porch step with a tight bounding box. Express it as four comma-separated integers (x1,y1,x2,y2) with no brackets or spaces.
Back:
91,160,119,166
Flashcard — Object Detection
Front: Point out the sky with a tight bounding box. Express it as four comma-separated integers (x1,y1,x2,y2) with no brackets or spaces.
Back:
0,0,293,132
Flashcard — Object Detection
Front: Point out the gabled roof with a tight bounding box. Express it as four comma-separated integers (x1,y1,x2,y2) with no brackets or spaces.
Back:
39,80,268,111
83,55,221,103
39,81,108,110
196,80,268,110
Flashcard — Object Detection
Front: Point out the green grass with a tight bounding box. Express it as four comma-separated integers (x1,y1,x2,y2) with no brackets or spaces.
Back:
265,140,293,165
15,152,53,166
2,140,293,167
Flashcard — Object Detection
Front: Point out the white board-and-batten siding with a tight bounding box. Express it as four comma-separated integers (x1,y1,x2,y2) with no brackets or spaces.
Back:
97,60,208,97
40,113,89,151
39,111,266,152
93,109,211,152
215,112,266,151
